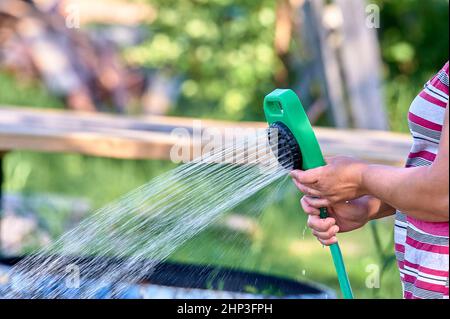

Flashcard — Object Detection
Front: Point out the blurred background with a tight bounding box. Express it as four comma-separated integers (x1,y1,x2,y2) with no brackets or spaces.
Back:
0,0,448,298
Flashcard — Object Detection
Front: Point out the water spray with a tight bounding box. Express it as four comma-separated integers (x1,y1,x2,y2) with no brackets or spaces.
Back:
264,88,354,299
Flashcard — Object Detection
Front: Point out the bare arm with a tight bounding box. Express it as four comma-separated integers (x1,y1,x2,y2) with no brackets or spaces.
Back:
291,107,449,223
361,107,449,221
367,198,396,220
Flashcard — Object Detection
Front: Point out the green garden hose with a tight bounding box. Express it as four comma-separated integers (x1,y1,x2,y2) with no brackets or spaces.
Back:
263,89,354,299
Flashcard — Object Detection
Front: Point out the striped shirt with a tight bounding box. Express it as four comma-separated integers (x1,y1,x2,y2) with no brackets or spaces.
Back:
394,61,449,299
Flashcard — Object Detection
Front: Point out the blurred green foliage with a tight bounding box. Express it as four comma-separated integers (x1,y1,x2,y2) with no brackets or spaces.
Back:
124,0,278,121
1,0,447,129
375,0,448,82
0,72,63,109
375,0,448,132
124,0,449,130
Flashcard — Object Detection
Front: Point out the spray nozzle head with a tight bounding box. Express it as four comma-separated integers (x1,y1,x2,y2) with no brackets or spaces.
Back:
263,89,325,171
268,122,302,170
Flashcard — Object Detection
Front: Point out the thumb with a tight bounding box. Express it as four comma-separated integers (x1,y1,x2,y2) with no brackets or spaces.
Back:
290,169,319,184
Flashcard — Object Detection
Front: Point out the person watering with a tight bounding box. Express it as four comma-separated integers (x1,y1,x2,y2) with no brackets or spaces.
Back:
292,62,449,299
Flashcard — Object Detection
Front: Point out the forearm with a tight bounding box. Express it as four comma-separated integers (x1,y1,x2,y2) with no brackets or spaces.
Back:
361,165,449,222
362,107,448,222
366,196,396,220
291,110,448,222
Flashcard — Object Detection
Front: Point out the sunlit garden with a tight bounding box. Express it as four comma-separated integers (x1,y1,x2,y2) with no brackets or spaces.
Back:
0,0,448,300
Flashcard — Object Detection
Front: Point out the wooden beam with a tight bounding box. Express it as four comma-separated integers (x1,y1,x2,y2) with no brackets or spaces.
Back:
0,107,411,166
60,0,157,26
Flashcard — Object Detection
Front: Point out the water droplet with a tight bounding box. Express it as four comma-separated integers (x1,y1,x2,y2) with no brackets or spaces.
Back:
302,225,307,240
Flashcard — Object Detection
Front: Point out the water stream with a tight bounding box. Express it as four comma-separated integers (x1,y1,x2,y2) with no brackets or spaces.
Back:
4,128,293,298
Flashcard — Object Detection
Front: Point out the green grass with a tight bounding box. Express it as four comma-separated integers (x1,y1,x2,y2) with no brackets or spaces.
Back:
4,151,177,209
0,72,64,109
3,151,402,298
383,78,421,133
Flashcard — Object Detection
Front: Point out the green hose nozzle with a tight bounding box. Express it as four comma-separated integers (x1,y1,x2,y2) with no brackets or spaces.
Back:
263,89,354,299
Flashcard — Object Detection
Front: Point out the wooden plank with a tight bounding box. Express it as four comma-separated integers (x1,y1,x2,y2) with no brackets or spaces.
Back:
315,127,410,166
0,107,411,165
61,0,157,26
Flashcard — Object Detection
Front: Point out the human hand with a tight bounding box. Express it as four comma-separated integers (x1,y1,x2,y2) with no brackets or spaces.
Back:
291,156,368,206
300,195,372,245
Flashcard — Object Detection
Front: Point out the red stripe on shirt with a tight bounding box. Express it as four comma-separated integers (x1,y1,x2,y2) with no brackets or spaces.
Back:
404,291,413,299
406,237,449,254
431,79,449,96
404,260,449,277
403,274,448,295
407,217,450,237
415,278,449,294
395,243,405,253
420,90,447,107
408,112,443,131
408,150,436,161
